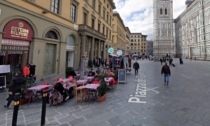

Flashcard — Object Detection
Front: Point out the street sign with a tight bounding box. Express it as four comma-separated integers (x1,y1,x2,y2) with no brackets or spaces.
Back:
108,47,114,53
117,50,123,56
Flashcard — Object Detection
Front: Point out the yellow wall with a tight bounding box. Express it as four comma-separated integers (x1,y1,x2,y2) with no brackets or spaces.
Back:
112,13,126,53
77,0,113,41
7,0,74,28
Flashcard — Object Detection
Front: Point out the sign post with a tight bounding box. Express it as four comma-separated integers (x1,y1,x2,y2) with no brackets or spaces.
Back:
118,69,126,84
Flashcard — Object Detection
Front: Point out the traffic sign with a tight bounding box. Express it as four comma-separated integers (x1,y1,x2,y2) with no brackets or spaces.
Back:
117,50,123,56
108,47,114,53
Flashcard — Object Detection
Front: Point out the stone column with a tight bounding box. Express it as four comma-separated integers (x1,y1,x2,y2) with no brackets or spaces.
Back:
81,35,87,76
81,35,86,56
103,42,106,59
91,37,95,60
98,40,101,58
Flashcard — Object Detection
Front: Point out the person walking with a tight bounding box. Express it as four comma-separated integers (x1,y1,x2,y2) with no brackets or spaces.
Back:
133,61,140,76
161,62,171,86
4,71,26,108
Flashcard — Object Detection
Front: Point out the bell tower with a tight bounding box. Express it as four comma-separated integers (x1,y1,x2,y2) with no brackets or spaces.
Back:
153,0,174,58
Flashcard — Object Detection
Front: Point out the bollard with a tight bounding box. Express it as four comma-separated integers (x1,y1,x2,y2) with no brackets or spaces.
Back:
12,93,21,126
41,91,48,126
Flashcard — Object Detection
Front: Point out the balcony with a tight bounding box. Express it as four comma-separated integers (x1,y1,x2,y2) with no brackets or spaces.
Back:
78,24,106,39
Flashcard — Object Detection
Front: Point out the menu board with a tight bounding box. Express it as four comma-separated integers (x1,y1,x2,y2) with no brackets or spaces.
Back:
118,69,126,84
0,65,10,73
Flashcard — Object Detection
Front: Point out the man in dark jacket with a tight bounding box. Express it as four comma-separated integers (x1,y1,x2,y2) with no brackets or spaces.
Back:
161,62,171,86
133,61,140,76
4,71,26,108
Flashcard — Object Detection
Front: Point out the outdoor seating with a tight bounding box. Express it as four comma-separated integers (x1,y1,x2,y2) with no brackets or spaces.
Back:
75,86,86,103
75,84,99,103
27,84,52,102
87,76,95,83
77,79,88,86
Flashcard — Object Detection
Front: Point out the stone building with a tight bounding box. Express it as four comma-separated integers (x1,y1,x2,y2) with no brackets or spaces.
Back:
125,27,131,55
130,33,147,55
153,0,175,58
112,11,127,55
77,0,116,61
0,0,80,81
146,40,154,56
174,0,210,60
0,0,116,81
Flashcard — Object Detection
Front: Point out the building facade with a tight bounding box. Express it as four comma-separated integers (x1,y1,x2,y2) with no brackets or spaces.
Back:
125,27,131,55
0,0,117,81
146,40,154,56
77,0,115,61
130,33,147,55
112,11,127,55
153,0,175,58
0,0,80,81
174,0,210,60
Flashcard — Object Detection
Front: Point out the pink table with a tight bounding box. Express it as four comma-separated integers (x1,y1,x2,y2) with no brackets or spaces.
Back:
28,85,52,91
85,84,99,90
27,85,52,102
77,79,88,86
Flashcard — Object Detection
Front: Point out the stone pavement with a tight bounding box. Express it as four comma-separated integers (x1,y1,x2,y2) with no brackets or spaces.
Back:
1,59,210,126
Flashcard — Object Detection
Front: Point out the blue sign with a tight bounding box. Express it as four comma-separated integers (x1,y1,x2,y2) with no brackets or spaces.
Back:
108,48,114,53
117,50,123,56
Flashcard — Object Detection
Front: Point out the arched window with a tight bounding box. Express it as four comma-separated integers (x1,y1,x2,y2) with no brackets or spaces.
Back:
45,31,58,39
165,8,167,15
160,8,163,15
67,35,75,46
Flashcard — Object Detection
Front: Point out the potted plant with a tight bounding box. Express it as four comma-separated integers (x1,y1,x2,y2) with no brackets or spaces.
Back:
97,74,107,102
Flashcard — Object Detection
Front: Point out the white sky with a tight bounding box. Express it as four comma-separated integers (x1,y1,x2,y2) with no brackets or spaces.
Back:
113,0,186,40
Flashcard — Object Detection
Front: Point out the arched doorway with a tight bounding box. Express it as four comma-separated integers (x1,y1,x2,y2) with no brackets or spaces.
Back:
66,35,75,68
44,30,59,75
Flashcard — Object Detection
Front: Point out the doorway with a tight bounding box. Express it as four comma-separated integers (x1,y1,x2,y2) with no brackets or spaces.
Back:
44,44,56,75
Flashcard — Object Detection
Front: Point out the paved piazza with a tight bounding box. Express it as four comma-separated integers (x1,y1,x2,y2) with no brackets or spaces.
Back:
1,59,210,126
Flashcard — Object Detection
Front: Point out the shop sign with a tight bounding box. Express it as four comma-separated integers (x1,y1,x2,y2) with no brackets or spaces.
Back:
3,19,33,41
2,39,29,46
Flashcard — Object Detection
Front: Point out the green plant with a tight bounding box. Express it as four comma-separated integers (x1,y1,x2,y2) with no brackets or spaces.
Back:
97,73,108,96
98,80,107,97
65,67,74,78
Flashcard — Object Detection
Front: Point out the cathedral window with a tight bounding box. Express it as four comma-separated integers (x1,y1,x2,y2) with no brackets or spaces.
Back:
160,8,163,15
165,8,167,15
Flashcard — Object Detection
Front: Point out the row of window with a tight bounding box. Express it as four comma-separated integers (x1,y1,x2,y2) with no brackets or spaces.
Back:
130,39,146,42
130,43,146,46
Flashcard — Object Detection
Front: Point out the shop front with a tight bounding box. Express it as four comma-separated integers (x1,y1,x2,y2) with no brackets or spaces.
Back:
0,19,33,76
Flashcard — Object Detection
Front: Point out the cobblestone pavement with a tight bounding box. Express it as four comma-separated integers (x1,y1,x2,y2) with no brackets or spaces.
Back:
1,59,210,126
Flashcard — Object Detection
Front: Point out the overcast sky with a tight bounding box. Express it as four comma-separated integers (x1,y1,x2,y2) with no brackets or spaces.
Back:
113,0,186,40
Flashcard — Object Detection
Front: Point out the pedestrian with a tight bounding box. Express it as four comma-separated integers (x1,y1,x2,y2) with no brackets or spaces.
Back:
4,71,25,108
160,58,163,65
133,61,140,76
23,64,30,77
161,62,171,86
169,58,173,67
180,57,183,64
